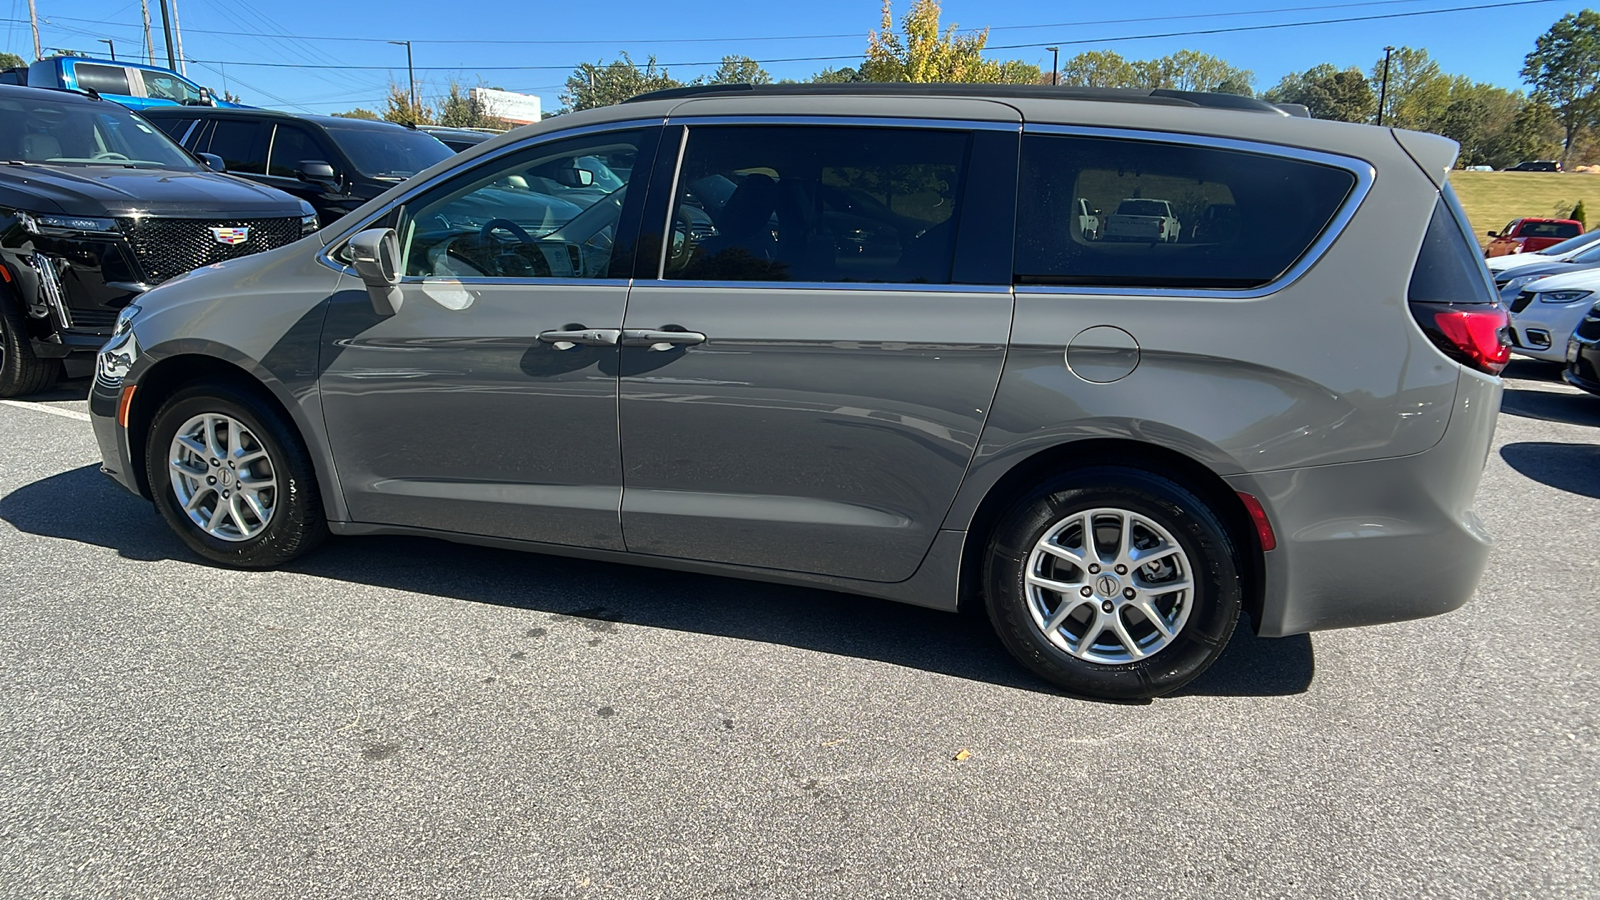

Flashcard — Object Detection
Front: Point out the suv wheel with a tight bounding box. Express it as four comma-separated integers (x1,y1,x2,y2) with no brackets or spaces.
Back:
0,292,60,397
984,467,1241,701
145,384,327,567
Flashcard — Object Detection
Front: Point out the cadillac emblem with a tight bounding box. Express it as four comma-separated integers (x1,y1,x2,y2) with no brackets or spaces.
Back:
210,226,250,245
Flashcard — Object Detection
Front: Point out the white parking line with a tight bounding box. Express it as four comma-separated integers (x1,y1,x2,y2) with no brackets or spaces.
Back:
0,400,92,422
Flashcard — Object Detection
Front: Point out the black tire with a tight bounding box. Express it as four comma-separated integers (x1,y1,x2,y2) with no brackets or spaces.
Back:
145,383,327,567
984,467,1241,701
0,290,60,397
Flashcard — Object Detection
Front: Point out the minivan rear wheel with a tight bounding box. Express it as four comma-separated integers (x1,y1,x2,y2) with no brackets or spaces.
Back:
146,384,327,568
984,467,1240,700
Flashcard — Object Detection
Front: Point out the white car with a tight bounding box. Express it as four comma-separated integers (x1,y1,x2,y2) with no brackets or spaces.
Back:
1102,198,1181,242
1486,228,1600,273
1076,198,1101,240
1506,268,1600,361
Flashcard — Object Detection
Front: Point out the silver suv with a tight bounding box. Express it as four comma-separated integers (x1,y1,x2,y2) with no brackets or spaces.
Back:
89,85,1509,700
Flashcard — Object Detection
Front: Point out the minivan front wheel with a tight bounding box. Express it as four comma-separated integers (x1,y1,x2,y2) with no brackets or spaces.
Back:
146,384,326,568
984,468,1240,700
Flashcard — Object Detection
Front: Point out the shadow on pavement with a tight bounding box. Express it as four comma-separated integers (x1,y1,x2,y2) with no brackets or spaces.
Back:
1,464,1315,700
1500,387,1600,427
1499,441,1600,499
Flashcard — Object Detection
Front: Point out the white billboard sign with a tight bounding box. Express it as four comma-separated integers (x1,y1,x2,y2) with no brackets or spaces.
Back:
471,87,541,124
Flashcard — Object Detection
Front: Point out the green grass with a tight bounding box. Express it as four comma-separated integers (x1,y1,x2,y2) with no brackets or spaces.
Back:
1448,171,1600,248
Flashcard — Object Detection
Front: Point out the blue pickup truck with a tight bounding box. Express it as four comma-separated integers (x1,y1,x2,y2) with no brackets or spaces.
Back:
15,56,244,111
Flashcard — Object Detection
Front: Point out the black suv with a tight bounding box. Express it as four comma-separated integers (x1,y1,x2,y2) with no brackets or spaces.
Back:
142,107,454,227
0,84,314,396
1505,160,1562,172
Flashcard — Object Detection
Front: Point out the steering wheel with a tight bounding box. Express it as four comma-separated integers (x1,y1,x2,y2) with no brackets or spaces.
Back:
91,151,132,161
479,218,535,246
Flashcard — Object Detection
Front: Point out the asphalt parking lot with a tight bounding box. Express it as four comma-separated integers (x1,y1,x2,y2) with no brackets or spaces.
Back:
0,361,1596,898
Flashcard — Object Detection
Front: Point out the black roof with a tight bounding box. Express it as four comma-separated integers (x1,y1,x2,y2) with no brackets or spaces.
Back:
626,82,1287,115
137,105,417,131
0,82,102,105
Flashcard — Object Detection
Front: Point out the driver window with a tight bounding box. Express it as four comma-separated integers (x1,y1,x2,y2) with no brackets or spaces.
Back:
663,125,969,284
395,130,643,281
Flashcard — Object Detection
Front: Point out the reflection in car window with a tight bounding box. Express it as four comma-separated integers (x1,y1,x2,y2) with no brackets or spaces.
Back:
268,124,325,178
1016,134,1356,289
395,130,643,280
663,125,969,284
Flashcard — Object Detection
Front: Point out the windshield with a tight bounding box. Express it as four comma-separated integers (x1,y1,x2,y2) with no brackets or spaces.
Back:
1535,228,1600,256
0,97,197,169
1116,199,1170,217
324,125,453,180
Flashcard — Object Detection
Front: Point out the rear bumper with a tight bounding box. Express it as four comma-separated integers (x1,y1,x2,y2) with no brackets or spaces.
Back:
1566,333,1600,396
1228,369,1500,637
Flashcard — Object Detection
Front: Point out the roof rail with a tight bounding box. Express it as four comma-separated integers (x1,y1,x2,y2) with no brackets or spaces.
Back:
624,82,1288,115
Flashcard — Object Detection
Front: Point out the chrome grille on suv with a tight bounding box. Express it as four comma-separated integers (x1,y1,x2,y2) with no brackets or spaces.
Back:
115,216,301,284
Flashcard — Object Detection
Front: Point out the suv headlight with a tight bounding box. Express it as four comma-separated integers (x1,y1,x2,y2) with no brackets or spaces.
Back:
301,213,319,235
1539,290,1593,304
18,212,120,236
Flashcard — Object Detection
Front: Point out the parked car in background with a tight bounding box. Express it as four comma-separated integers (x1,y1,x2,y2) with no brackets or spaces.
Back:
90,83,1505,702
1504,160,1562,172
0,67,24,86
1074,198,1100,240
1564,299,1600,395
21,56,241,111
419,125,501,153
1492,238,1600,301
1504,269,1600,361
1484,217,1582,257
141,107,454,227
0,84,314,396
1101,197,1180,242
1486,227,1600,272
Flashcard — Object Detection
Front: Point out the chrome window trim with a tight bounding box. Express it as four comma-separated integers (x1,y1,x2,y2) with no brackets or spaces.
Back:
315,117,668,275
638,280,1012,295
1016,123,1376,301
396,275,632,288
664,114,1020,132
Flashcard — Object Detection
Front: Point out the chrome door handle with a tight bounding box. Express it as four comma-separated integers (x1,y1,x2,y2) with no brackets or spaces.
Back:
538,328,621,349
621,328,707,349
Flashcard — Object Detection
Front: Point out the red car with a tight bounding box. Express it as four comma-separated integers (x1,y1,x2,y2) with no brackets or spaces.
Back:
1485,217,1583,257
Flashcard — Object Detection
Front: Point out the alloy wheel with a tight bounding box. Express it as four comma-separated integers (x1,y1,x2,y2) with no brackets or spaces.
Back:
166,413,277,542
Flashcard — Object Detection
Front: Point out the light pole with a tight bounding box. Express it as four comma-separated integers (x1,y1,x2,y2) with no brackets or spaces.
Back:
99,38,116,60
389,40,417,117
156,0,176,71
1377,45,1394,126
1047,46,1059,86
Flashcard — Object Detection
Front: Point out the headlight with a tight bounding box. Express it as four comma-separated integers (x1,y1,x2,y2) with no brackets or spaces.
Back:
112,304,141,337
1539,290,1594,303
1500,275,1538,294
96,329,139,388
301,213,319,235
18,212,120,236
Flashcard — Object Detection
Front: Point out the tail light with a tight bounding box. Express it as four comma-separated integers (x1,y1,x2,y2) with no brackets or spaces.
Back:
1412,303,1511,375
1408,192,1509,376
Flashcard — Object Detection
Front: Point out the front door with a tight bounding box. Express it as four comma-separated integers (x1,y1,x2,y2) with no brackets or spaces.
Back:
320,126,658,550
618,120,1018,582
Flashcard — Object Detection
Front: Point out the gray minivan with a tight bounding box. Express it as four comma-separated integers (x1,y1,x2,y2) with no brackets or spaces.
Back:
89,85,1508,700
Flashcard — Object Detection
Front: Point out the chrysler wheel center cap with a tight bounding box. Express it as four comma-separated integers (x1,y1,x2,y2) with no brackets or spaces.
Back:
217,467,233,488
1095,574,1121,597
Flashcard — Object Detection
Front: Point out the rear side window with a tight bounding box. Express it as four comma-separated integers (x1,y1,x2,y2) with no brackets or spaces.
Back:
205,120,268,175
268,124,327,178
1016,134,1357,289
664,125,970,284
73,64,130,95
151,116,196,140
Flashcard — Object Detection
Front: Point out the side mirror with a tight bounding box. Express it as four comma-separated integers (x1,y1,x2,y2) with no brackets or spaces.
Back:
197,87,215,106
348,228,401,316
555,167,594,188
299,160,339,190
197,152,226,172
1487,231,1498,238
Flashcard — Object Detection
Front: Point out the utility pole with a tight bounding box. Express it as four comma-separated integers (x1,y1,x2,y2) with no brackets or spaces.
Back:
156,0,176,71
389,40,417,116
169,0,185,74
141,0,155,63
1047,46,1059,86
1377,45,1394,127
26,0,41,60
99,39,115,60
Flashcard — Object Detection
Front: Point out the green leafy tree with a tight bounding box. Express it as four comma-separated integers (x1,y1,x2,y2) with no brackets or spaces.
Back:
863,0,1039,84
1263,64,1376,122
1149,50,1253,94
1058,50,1140,88
562,53,683,111
383,81,433,125
0,52,25,69
810,66,865,83
1480,99,1562,168
1371,47,1451,130
333,108,381,120
710,55,771,86
436,81,510,129
1522,9,1600,163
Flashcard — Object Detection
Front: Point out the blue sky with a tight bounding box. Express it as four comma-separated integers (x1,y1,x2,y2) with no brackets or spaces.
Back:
4,0,1589,115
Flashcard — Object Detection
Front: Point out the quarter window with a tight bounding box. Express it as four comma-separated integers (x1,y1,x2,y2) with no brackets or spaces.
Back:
1015,134,1357,289
205,120,268,175
663,125,970,284
395,130,644,280
73,64,131,95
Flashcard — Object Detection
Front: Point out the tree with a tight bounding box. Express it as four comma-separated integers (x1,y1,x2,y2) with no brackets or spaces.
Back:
0,52,24,69
436,81,510,129
1480,99,1561,168
810,66,865,83
710,55,771,86
561,53,683,111
1149,50,1253,94
1264,64,1376,122
1522,9,1600,163
333,108,381,120
1059,50,1139,88
1371,47,1451,130
862,0,1039,84
383,81,432,126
